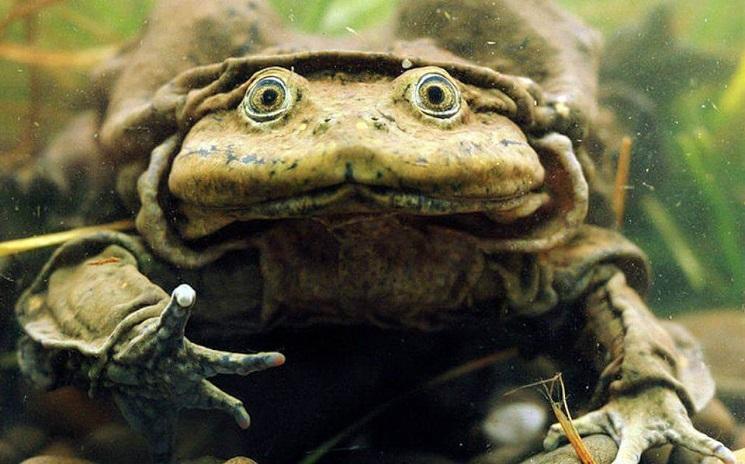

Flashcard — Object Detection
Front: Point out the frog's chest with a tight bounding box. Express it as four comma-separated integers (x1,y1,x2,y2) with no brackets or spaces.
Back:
193,218,505,330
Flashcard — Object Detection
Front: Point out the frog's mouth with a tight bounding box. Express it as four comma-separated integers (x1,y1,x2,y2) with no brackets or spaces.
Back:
178,134,585,252
136,133,587,268
178,183,549,228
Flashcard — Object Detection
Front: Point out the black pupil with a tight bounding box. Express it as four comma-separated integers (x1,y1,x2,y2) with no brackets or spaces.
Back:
261,87,279,106
427,85,445,105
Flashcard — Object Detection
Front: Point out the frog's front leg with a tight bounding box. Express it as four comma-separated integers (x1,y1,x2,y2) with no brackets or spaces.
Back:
106,285,283,463
544,272,734,464
16,237,283,463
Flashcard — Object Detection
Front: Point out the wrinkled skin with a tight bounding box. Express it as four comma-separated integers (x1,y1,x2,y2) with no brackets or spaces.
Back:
3,1,735,464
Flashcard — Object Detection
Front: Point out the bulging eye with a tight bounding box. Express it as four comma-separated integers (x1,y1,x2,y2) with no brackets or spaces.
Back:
413,73,460,118
243,75,292,122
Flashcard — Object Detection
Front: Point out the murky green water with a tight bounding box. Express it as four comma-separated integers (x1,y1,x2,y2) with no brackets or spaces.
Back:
0,1,743,463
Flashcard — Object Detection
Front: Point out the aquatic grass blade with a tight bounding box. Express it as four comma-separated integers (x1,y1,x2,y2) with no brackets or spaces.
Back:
676,132,745,295
640,195,712,292
721,51,745,114
0,219,134,257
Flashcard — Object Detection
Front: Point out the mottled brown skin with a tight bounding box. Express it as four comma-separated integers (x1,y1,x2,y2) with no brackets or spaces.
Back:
6,1,735,464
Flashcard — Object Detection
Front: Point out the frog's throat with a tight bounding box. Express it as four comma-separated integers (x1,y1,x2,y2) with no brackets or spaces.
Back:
136,133,587,268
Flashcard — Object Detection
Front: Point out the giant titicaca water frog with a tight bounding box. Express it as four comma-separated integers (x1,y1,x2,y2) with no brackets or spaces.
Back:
3,1,735,463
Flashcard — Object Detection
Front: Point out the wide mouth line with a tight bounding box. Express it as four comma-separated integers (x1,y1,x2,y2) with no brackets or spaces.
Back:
180,182,546,218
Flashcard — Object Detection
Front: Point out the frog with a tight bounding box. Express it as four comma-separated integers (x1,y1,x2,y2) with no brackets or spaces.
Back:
4,1,736,463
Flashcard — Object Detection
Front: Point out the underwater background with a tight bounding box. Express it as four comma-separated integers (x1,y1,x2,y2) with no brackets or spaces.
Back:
0,0,743,313
0,1,743,463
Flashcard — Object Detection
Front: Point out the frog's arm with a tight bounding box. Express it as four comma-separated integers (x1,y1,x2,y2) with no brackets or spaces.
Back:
539,232,733,464
15,233,283,464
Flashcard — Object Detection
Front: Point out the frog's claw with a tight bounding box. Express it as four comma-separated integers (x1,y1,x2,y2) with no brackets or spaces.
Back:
154,283,195,348
106,284,284,463
543,387,735,464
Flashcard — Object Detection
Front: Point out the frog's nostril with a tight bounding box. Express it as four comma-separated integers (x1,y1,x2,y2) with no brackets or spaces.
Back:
367,114,389,132
313,117,335,135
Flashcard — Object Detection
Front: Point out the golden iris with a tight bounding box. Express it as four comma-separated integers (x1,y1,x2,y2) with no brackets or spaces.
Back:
413,73,460,118
243,76,290,122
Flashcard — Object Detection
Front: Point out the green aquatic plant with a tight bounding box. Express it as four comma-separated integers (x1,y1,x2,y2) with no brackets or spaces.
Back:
662,51,745,304
270,0,395,34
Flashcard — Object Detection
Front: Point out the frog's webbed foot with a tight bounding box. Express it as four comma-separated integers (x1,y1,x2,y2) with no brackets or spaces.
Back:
106,285,284,463
543,387,735,464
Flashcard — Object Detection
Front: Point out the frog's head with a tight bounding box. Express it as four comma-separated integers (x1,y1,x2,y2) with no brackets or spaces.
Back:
130,51,588,268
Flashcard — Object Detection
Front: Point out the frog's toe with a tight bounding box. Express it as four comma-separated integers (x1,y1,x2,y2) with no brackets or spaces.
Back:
188,343,285,377
543,409,610,450
187,379,252,429
516,76,545,105
154,284,196,348
665,426,734,464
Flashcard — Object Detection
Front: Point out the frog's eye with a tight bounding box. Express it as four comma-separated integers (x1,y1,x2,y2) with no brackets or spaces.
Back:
243,76,292,122
413,73,461,118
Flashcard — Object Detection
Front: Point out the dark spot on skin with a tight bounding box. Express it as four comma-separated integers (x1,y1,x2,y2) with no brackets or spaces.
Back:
314,120,331,135
376,171,383,179
269,170,276,177
376,109,407,133
241,154,265,165
183,147,212,158
344,162,354,181
186,144,218,159
223,144,237,163
416,157,428,165
249,22,260,41
210,114,224,122
499,139,526,147
235,41,255,56
460,141,477,156
373,121,388,131
287,161,298,171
